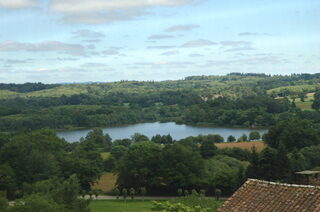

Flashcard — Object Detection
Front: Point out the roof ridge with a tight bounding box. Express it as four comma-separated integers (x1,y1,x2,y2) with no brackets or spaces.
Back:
248,178,320,189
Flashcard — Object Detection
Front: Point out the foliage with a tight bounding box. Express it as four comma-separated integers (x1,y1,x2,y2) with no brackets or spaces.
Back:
2,74,320,132
265,118,320,151
151,201,210,212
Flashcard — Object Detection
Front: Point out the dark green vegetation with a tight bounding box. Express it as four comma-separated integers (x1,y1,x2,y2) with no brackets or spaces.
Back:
90,200,154,212
1,73,320,211
1,73,320,131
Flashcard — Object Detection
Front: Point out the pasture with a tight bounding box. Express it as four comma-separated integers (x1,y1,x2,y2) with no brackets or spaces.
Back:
92,173,117,193
216,141,266,152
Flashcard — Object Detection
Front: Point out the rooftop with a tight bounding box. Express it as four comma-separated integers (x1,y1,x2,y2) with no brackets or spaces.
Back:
217,179,320,212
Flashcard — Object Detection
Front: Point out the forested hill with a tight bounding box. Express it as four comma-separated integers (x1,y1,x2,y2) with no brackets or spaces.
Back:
1,73,320,131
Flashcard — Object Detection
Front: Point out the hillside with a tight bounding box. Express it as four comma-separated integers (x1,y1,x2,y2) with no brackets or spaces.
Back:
1,73,320,132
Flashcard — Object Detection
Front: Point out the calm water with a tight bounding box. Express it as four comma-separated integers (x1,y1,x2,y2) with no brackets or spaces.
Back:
57,122,267,143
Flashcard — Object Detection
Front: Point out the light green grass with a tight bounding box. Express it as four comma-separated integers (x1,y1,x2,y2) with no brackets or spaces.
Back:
0,85,89,99
292,92,314,111
267,84,318,94
90,200,154,212
100,152,111,160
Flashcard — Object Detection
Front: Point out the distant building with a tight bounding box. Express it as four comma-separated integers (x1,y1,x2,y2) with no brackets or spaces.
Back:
217,179,320,212
296,170,320,186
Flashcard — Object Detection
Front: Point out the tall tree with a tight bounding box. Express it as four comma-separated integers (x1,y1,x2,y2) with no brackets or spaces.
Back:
200,140,217,159
312,91,320,111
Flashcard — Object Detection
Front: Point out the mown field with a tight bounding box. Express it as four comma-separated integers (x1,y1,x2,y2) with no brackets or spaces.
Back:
216,141,266,152
90,200,155,212
90,200,224,212
92,172,117,193
294,92,314,111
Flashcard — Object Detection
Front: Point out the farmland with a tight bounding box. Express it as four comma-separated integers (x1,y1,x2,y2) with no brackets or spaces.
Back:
92,173,117,193
216,141,266,152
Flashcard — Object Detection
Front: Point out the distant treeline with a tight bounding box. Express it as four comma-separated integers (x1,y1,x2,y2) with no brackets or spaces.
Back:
0,82,59,93
0,73,320,131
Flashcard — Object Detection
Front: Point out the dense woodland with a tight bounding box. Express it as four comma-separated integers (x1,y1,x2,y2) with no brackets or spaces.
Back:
1,73,320,211
1,73,320,131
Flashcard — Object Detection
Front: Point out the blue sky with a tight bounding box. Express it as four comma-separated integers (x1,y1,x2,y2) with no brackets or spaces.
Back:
0,0,319,83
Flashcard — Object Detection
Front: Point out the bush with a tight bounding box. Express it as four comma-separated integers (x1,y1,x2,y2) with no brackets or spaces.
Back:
151,201,210,212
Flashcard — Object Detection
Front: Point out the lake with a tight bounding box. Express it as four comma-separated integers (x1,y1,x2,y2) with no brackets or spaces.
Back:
57,122,268,143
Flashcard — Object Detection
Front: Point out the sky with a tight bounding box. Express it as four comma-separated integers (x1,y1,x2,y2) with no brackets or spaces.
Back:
0,0,319,83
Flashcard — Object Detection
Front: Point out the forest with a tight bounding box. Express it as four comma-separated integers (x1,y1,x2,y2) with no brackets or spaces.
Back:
1,73,320,132
1,73,320,211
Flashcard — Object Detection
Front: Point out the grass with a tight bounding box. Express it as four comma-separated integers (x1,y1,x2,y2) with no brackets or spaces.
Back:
90,200,155,212
267,84,318,94
100,152,111,160
92,173,117,192
0,85,89,99
216,141,266,152
293,92,314,111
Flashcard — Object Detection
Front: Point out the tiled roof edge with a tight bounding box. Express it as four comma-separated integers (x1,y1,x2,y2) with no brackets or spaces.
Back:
248,178,320,189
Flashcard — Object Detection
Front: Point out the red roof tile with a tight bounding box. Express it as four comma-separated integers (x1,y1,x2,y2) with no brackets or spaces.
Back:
217,179,320,212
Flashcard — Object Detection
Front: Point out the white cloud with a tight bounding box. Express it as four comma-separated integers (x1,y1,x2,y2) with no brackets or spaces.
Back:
50,0,194,13
238,32,271,36
182,39,217,48
0,40,86,56
50,0,197,24
72,29,105,38
165,24,200,32
102,49,119,55
61,10,147,24
148,34,175,40
161,51,179,56
0,0,37,9
220,41,255,52
147,45,176,49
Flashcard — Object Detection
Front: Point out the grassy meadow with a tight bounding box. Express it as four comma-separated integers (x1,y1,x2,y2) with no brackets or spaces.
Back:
92,172,117,193
90,200,155,212
216,141,266,152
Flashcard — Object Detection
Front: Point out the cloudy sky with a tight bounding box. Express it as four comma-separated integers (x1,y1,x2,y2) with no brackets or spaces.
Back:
0,0,319,83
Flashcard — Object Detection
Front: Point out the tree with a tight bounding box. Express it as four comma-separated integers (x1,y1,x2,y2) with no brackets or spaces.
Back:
0,192,8,212
114,188,120,200
0,164,17,199
129,188,135,200
85,129,112,151
249,131,261,141
208,134,224,143
9,194,63,212
116,141,162,189
161,143,204,189
200,140,217,159
258,147,278,181
140,187,146,201
312,91,320,110
298,92,306,102
227,135,236,142
0,130,65,186
265,118,320,151
131,133,149,142
275,144,291,181
237,134,248,142
214,189,222,200
122,188,127,201
246,146,260,179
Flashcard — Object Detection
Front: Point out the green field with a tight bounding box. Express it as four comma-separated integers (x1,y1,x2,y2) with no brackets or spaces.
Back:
267,84,318,94
90,200,155,212
293,92,314,111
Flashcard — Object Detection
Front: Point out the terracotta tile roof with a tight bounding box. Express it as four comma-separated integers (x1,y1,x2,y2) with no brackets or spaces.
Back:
217,179,320,212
